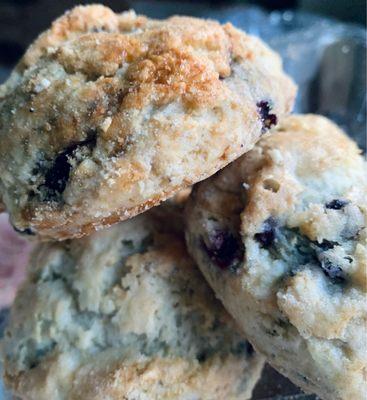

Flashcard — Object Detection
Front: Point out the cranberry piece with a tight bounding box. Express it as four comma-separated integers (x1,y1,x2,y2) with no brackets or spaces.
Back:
257,100,277,132
254,217,277,248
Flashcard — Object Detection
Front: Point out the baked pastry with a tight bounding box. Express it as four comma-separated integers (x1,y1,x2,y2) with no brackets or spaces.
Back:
149,187,192,236
1,209,264,400
185,115,367,400
0,4,296,240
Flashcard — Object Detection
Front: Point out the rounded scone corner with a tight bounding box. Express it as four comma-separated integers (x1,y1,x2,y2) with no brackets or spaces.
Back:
1,209,265,400
0,4,296,240
185,114,367,400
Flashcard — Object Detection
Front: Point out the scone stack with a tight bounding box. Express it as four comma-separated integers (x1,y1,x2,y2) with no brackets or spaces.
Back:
0,5,365,400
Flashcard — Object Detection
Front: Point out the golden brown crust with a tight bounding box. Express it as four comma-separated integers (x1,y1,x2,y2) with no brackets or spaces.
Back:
25,185,183,240
72,356,254,400
239,114,364,236
8,356,257,400
0,5,296,240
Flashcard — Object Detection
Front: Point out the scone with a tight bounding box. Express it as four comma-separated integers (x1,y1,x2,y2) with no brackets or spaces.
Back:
0,4,296,240
1,210,264,400
149,187,192,236
185,115,367,400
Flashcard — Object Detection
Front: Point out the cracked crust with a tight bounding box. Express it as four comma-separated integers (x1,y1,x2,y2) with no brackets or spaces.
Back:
185,115,367,400
0,4,296,240
1,208,264,400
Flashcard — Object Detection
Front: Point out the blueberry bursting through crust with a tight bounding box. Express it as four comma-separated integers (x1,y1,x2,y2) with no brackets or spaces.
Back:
36,131,97,202
254,217,277,248
201,230,243,272
257,101,277,132
254,217,347,284
325,199,349,210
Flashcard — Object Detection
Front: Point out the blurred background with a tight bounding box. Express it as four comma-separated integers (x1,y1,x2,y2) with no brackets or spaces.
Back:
0,0,365,68
0,1,366,399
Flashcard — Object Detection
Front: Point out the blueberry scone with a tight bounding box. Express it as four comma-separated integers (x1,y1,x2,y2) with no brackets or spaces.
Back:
185,115,367,400
0,4,296,240
1,210,264,400
149,187,192,236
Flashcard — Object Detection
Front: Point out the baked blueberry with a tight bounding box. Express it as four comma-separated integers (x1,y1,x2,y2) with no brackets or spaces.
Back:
257,100,278,132
41,134,96,201
254,217,277,248
202,229,243,271
325,199,349,210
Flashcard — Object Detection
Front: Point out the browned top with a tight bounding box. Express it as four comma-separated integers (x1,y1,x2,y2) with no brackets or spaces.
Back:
0,5,296,240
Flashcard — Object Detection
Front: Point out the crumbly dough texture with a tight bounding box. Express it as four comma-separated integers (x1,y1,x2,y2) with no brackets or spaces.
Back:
1,209,264,400
185,115,367,400
0,4,296,240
